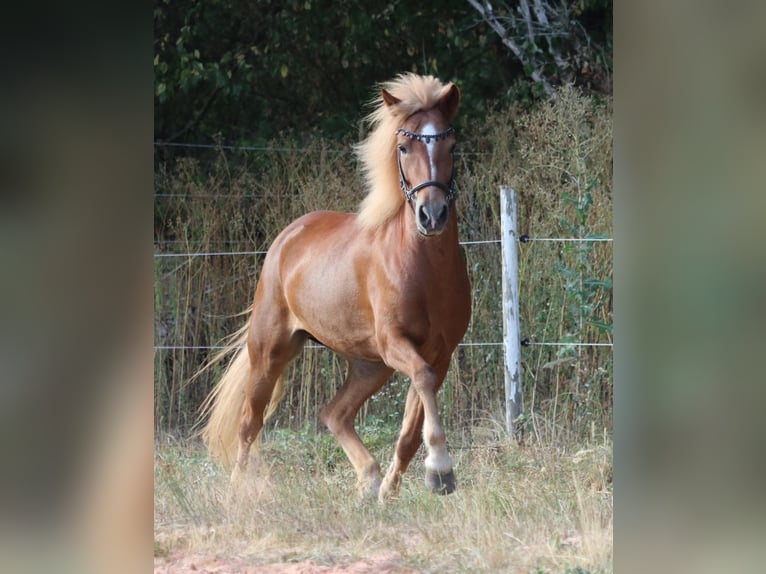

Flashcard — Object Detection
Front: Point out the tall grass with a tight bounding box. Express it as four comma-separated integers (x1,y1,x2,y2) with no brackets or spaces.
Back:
154,86,612,441
154,424,612,572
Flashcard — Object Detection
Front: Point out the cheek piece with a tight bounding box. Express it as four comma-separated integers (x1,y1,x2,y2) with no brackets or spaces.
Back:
395,127,457,203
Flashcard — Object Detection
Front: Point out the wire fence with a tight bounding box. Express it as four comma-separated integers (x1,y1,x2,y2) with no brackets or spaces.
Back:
153,236,613,350
153,237,612,258
153,140,494,157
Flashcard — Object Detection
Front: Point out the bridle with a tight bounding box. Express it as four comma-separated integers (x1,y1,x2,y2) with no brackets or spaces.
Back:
395,126,458,203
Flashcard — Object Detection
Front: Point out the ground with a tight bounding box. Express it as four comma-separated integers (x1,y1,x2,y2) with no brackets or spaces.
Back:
154,433,612,573
154,552,418,573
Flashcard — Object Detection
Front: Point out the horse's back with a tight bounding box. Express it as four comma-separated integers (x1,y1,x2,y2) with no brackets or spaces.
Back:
269,210,363,274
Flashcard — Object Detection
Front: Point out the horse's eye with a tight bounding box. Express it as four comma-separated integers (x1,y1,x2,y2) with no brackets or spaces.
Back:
398,144,408,154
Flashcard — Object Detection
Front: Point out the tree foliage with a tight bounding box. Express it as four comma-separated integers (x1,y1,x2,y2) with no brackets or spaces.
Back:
466,0,611,97
154,0,611,145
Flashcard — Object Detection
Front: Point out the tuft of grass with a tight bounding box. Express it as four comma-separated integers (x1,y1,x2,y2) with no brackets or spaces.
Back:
154,425,612,573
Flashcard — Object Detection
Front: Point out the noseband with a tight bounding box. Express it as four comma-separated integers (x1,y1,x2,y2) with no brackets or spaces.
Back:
396,126,457,203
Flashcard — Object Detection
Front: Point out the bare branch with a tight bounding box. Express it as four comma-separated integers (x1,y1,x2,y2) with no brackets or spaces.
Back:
466,0,612,93
518,0,536,48
534,0,568,70
531,0,550,28
466,0,555,96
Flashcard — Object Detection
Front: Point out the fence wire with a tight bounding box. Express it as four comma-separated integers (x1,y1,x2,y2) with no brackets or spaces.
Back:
154,235,613,351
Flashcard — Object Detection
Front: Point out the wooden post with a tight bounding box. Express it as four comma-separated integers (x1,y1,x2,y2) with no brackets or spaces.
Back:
500,186,523,439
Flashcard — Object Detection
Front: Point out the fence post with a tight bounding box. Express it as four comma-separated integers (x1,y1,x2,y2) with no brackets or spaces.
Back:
500,186,523,439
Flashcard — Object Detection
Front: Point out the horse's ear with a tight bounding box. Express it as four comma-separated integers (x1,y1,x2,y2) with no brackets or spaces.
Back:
381,88,401,108
438,83,461,122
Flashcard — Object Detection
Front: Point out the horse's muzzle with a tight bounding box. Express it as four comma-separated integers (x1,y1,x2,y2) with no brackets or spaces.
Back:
415,193,450,236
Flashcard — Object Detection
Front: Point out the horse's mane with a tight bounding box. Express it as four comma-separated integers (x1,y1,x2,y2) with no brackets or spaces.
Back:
355,74,451,230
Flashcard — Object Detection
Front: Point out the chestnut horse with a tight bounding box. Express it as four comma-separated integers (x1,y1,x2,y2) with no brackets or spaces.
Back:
199,73,471,500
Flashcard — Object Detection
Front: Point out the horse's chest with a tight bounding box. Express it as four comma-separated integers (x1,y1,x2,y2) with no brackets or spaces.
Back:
393,269,469,343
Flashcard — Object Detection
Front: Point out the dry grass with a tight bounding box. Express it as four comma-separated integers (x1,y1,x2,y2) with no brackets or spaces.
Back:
155,424,612,573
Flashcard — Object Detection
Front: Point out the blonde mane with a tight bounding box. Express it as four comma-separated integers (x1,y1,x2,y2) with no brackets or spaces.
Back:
355,74,453,230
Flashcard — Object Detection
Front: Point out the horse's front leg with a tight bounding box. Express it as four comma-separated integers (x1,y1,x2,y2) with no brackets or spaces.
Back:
379,336,455,498
379,384,424,498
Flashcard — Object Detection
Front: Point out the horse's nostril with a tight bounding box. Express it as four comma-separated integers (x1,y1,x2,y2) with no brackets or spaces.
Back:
438,204,449,225
418,204,430,227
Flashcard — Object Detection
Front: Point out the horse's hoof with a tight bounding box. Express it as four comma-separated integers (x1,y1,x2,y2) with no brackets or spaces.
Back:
357,477,381,502
425,469,456,495
378,474,401,503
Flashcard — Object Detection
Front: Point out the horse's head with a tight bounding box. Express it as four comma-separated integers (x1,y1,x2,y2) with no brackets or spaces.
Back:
383,83,460,236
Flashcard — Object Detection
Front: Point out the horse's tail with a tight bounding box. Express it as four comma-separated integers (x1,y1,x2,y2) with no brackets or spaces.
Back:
194,307,287,467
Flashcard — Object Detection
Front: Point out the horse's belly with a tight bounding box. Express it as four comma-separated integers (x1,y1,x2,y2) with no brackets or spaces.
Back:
290,305,380,361
285,262,380,360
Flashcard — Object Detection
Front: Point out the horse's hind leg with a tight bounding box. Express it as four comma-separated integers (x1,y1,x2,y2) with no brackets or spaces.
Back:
233,329,305,480
319,359,393,499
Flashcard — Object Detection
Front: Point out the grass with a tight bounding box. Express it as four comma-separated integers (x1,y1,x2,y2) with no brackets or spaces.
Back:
154,422,612,573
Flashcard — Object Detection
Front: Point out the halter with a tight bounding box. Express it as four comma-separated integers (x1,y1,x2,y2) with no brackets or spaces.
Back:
395,126,458,203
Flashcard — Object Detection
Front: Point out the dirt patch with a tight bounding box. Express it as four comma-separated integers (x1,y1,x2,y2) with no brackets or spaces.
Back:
154,552,419,573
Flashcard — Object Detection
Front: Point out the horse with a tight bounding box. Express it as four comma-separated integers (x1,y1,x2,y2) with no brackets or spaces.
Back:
199,73,471,501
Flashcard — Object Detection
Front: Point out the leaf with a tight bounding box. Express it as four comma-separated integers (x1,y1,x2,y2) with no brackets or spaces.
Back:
587,320,613,334
585,279,613,290
280,64,289,78
542,356,577,370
